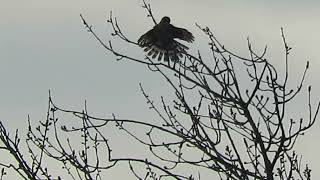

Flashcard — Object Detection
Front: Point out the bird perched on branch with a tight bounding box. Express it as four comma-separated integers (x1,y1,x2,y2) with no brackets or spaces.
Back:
138,16,194,62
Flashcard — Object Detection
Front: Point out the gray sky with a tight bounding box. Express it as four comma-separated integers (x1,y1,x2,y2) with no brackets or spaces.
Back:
1,0,320,179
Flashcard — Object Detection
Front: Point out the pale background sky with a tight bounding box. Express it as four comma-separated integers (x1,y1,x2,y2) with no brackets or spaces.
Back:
1,0,320,179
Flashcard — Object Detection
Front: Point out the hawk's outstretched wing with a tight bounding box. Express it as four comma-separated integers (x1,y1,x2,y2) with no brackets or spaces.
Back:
137,29,155,48
171,26,194,43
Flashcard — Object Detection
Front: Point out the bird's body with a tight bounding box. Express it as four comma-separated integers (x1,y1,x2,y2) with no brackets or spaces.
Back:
138,17,194,61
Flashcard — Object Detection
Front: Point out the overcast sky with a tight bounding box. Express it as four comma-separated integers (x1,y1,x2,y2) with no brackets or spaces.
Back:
1,0,320,179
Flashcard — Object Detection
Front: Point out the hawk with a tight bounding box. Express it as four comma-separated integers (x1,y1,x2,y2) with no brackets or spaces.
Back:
138,16,194,62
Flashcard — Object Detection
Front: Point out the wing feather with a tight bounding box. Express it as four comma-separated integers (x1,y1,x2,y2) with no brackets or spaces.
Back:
171,25,194,43
138,29,155,47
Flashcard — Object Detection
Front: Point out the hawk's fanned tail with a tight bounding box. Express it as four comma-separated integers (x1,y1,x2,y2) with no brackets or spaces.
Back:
140,40,188,61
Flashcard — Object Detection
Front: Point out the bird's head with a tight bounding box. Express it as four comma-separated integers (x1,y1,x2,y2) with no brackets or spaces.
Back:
160,16,170,24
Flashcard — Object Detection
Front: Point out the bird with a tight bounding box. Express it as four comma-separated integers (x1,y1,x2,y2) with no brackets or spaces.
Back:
138,16,194,62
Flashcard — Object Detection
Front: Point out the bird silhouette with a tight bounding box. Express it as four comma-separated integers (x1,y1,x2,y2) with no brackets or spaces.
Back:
138,16,194,62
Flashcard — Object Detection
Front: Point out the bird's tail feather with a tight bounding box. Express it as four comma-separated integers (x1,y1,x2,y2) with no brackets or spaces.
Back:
143,40,188,61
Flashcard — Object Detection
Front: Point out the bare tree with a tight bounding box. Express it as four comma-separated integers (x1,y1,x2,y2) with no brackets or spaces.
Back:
0,1,318,179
